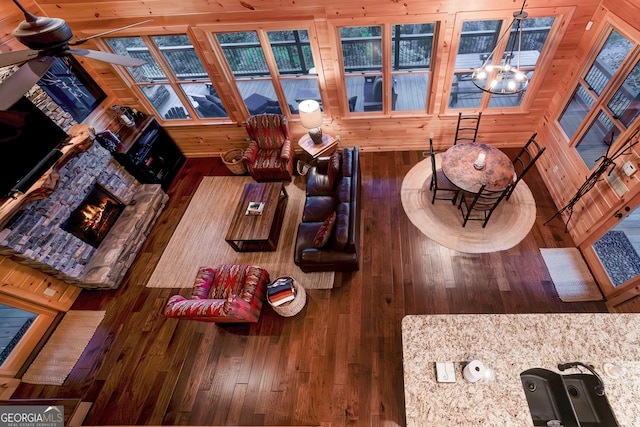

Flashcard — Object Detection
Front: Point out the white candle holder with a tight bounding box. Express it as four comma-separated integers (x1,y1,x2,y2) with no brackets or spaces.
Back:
474,152,486,170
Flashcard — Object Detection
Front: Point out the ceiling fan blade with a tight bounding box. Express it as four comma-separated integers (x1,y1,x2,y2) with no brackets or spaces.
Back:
69,19,153,46
66,48,147,67
0,49,39,67
0,56,55,110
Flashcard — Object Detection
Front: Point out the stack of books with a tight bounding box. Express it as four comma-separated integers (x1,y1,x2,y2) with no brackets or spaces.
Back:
267,277,297,306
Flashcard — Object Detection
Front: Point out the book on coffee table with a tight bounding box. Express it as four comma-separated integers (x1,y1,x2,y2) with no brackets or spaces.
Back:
245,201,265,216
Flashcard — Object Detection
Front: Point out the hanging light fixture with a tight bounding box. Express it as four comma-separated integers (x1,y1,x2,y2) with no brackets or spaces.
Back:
471,0,530,95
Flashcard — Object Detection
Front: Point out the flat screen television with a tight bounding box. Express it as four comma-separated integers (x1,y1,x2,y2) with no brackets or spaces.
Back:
0,97,70,198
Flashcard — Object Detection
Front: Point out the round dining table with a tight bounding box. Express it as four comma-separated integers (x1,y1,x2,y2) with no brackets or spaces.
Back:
441,142,515,193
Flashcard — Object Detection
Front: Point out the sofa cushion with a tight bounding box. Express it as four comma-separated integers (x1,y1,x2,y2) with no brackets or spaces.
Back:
312,211,336,248
337,176,352,203
294,221,323,263
211,264,247,298
341,148,353,177
306,168,333,196
252,149,286,170
327,151,341,189
332,202,350,250
191,266,217,299
303,195,337,222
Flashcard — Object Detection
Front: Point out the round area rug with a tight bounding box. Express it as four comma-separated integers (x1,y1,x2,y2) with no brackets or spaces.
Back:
400,154,537,253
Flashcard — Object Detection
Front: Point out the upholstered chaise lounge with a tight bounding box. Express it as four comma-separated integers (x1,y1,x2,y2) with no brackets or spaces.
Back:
164,264,270,323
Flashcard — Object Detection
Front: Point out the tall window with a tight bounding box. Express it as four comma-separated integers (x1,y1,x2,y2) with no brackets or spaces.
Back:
267,30,319,114
392,24,435,112
449,16,554,110
558,28,639,168
340,23,435,113
105,35,228,121
341,26,383,112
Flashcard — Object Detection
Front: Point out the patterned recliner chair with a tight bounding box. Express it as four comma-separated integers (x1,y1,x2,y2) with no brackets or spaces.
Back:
163,264,270,323
242,114,294,181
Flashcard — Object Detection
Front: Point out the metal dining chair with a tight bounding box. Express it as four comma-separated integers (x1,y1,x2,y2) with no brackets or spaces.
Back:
453,111,482,145
429,138,460,204
458,183,512,227
505,132,546,200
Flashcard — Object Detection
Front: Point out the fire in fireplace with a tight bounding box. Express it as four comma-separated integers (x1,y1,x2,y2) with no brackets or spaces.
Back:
62,184,125,248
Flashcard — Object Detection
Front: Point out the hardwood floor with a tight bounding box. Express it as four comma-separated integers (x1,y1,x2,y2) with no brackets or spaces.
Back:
12,150,620,426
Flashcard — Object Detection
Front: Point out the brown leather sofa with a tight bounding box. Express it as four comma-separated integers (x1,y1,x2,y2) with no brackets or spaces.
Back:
294,146,361,272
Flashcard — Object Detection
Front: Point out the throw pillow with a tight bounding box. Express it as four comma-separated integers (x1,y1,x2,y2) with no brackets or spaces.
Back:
312,211,337,248
327,151,341,189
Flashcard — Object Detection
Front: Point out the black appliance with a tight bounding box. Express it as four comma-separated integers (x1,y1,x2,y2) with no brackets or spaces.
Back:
0,97,69,198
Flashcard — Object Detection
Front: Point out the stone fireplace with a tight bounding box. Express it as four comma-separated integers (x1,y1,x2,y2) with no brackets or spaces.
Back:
0,135,168,290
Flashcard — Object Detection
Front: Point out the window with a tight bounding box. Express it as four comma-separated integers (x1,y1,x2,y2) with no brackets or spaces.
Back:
267,30,319,114
392,24,434,112
38,56,105,122
558,27,639,168
340,23,435,113
0,295,56,377
449,16,554,110
105,35,228,121
215,29,317,116
341,26,383,112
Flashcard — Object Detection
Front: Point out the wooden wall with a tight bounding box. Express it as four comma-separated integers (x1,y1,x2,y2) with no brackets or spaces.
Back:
2,0,640,303
2,0,603,157
0,257,80,312
535,1,640,242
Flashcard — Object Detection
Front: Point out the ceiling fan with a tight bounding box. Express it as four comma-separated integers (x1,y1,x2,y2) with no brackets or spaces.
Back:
0,0,151,110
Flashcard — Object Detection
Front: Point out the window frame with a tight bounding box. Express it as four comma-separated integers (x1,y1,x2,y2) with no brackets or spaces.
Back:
0,294,57,377
209,26,322,118
443,7,569,115
332,16,442,116
99,28,231,123
557,15,640,170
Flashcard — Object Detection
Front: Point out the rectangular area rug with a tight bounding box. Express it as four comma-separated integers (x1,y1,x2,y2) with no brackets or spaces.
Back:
146,176,335,289
22,310,106,385
540,248,603,302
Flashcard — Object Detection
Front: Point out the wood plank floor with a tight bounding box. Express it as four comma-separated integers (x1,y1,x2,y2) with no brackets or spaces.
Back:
12,149,624,426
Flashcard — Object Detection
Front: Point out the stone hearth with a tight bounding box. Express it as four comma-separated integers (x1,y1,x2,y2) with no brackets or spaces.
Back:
0,139,168,289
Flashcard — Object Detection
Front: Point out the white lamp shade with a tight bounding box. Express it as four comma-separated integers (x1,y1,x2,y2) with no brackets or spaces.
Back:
298,100,323,129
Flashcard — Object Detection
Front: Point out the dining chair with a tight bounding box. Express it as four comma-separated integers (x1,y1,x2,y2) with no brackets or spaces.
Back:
429,138,460,204
458,183,512,227
453,112,482,145
505,132,546,200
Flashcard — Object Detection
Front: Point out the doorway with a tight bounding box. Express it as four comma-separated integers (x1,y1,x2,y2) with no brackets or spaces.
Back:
581,197,640,307
592,207,640,288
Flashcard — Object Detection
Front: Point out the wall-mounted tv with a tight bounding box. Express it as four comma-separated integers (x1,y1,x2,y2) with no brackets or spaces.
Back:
0,97,70,198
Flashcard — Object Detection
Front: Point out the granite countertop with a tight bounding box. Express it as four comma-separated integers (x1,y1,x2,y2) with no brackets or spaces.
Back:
402,314,640,426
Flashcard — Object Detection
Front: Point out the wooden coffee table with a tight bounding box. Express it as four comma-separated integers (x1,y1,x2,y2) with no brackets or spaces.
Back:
225,182,288,252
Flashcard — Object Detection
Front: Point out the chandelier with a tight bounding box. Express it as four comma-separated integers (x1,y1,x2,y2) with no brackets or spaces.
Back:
471,1,530,95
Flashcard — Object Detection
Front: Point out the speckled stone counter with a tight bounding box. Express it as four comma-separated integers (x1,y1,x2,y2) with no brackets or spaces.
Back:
402,314,640,426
